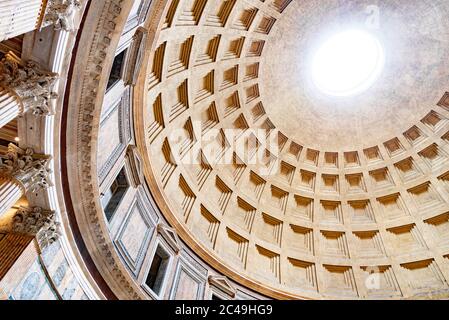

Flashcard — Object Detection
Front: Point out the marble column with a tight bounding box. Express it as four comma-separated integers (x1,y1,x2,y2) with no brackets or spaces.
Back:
0,143,52,218
0,89,22,132
0,177,23,218
0,0,82,42
0,0,45,42
0,51,59,128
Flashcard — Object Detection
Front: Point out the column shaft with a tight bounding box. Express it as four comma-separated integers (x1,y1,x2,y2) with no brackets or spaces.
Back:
0,0,45,42
0,89,21,128
0,177,23,219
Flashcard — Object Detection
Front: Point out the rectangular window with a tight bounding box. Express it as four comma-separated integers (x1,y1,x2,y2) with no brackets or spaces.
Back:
101,168,129,221
106,49,127,91
145,245,171,296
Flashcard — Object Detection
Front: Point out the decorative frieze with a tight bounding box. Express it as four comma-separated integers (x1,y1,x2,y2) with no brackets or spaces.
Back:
64,0,170,300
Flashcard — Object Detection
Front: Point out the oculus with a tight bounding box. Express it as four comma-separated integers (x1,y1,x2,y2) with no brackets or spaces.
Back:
311,30,385,97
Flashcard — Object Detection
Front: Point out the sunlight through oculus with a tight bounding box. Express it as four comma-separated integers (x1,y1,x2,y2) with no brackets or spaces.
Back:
312,30,385,97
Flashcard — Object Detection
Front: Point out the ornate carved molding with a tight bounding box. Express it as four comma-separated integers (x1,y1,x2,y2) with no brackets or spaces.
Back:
0,52,59,116
12,206,61,249
0,144,52,193
36,214,62,249
12,206,54,235
42,0,82,32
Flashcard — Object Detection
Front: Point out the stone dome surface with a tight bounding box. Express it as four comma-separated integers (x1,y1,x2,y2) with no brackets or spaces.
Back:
135,0,449,299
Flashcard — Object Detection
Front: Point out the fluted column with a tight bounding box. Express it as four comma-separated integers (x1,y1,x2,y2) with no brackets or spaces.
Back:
0,144,52,218
0,0,46,42
0,0,81,42
0,177,23,217
0,89,22,129
0,51,59,128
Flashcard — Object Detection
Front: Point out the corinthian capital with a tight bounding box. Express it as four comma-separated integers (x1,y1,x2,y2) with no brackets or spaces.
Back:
42,0,82,32
0,52,59,116
12,206,54,235
12,206,61,248
0,144,53,193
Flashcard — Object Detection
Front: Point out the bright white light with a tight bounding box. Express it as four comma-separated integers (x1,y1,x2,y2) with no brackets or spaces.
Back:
312,30,385,97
